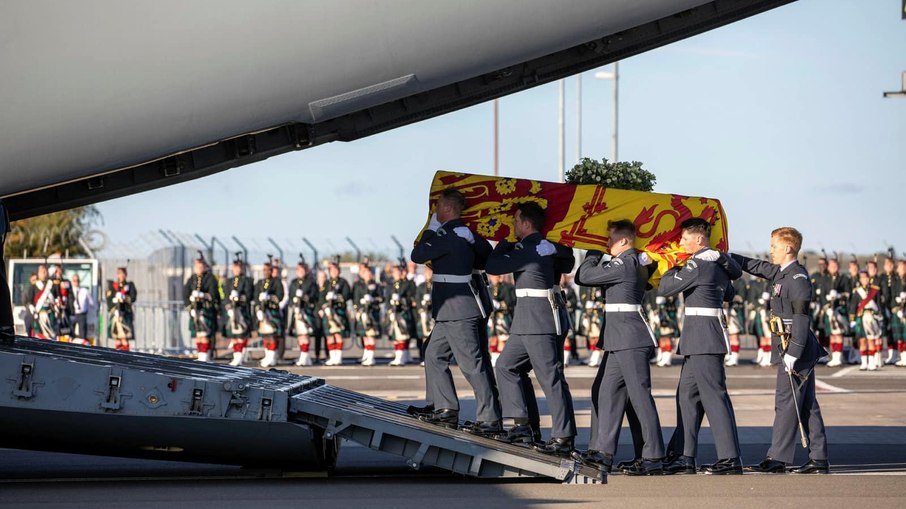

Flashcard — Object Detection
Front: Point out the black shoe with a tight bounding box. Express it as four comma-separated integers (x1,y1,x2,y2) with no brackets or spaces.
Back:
406,404,435,418
790,459,829,474
701,457,743,475
664,455,697,475
418,408,459,429
461,420,503,437
571,450,614,473
745,457,787,473
497,424,536,444
532,437,574,457
622,458,664,476
616,458,641,470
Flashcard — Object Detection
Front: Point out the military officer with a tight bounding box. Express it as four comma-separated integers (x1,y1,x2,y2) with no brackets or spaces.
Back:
319,260,352,366
254,260,285,367
224,255,254,366
571,219,665,475
353,263,383,366
185,253,221,362
287,258,320,366
732,227,829,474
487,273,516,367
486,202,577,456
106,267,137,351
409,188,502,431
659,218,744,475
386,262,417,366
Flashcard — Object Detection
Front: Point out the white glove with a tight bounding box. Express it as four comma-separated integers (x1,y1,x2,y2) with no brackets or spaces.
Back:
28,304,36,314
453,226,475,244
391,293,400,301
655,296,666,305
827,290,838,300
427,213,442,232
258,292,268,302
230,290,239,301
536,240,557,257
423,294,431,303
761,292,770,301
783,353,797,372
849,320,856,329
256,310,264,321
637,252,652,265
363,294,374,303
190,309,196,318
694,249,720,262
585,301,594,310
326,291,337,301
493,300,501,310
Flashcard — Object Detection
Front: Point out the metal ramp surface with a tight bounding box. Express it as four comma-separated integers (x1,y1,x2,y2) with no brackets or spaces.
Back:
290,384,605,484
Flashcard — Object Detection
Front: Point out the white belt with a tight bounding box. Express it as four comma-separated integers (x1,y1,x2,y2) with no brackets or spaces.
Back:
684,307,724,317
604,303,642,312
433,274,472,284
515,287,556,298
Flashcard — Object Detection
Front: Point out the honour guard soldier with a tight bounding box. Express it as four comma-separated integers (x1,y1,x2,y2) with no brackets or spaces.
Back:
725,276,749,366
751,277,774,367
486,202,577,456
409,189,502,431
732,227,829,474
288,257,320,366
185,253,220,362
415,265,435,360
659,218,744,475
69,274,95,345
320,260,352,366
646,291,679,368
224,254,254,366
386,262,417,366
578,285,606,367
353,264,383,366
487,273,516,367
881,253,900,365
49,264,74,341
313,270,328,363
849,270,883,371
893,259,906,366
106,267,137,350
824,255,852,367
810,253,831,351
255,260,285,367
25,264,61,340
572,219,665,475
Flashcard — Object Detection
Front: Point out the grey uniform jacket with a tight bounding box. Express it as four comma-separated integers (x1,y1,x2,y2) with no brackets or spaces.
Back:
575,247,653,352
485,233,575,335
659,249,742,355
730,255,826,367
410,218,491,322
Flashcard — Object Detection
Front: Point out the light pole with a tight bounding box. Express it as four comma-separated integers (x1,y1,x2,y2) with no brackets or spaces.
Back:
883,71,906,98
595,62,619,162
576,73,582,162
493,99,499,176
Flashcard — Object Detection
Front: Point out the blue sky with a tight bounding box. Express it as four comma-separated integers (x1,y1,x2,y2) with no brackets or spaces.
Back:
98,0,905,261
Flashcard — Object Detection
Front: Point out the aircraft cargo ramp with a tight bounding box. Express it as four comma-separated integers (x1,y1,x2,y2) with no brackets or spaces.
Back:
0,337,604,484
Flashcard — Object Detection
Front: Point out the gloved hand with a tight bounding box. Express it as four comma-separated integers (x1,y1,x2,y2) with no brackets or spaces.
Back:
783,353,797,372
258,292,268,302
427,213,442,232
230,290,239,301
536,240,557,256
637,252,651,265
694,249,720,262
761,292,770,301
453,226,475,244
585,301,594,310
655,296,666,305
850,320,857,329
326,291,337,301
363,294,374,303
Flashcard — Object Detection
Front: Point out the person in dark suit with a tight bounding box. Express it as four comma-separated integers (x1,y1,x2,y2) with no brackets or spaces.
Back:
658,218,744,475
732,227,830,474
486,202,577,456
409,189,502,431
571,219,665,475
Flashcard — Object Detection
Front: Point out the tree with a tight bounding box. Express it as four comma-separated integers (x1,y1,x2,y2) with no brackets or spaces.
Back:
564,157,656,192
4,206,103,259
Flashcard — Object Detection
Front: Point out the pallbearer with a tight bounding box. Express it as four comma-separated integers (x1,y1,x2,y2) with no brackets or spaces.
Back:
658,218,743,475
185,253,220,362
732,227,829,474
571,220,665,475
225,254,254,366
486,202,577,456
106,267,136,351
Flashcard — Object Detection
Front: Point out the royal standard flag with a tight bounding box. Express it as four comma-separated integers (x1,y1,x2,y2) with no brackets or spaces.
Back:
418,171,729,286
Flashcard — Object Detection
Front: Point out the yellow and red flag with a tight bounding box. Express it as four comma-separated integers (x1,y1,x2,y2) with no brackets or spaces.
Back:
418,171,729,286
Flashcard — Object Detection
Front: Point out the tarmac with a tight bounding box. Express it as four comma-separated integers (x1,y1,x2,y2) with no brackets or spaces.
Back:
2,350,905,508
